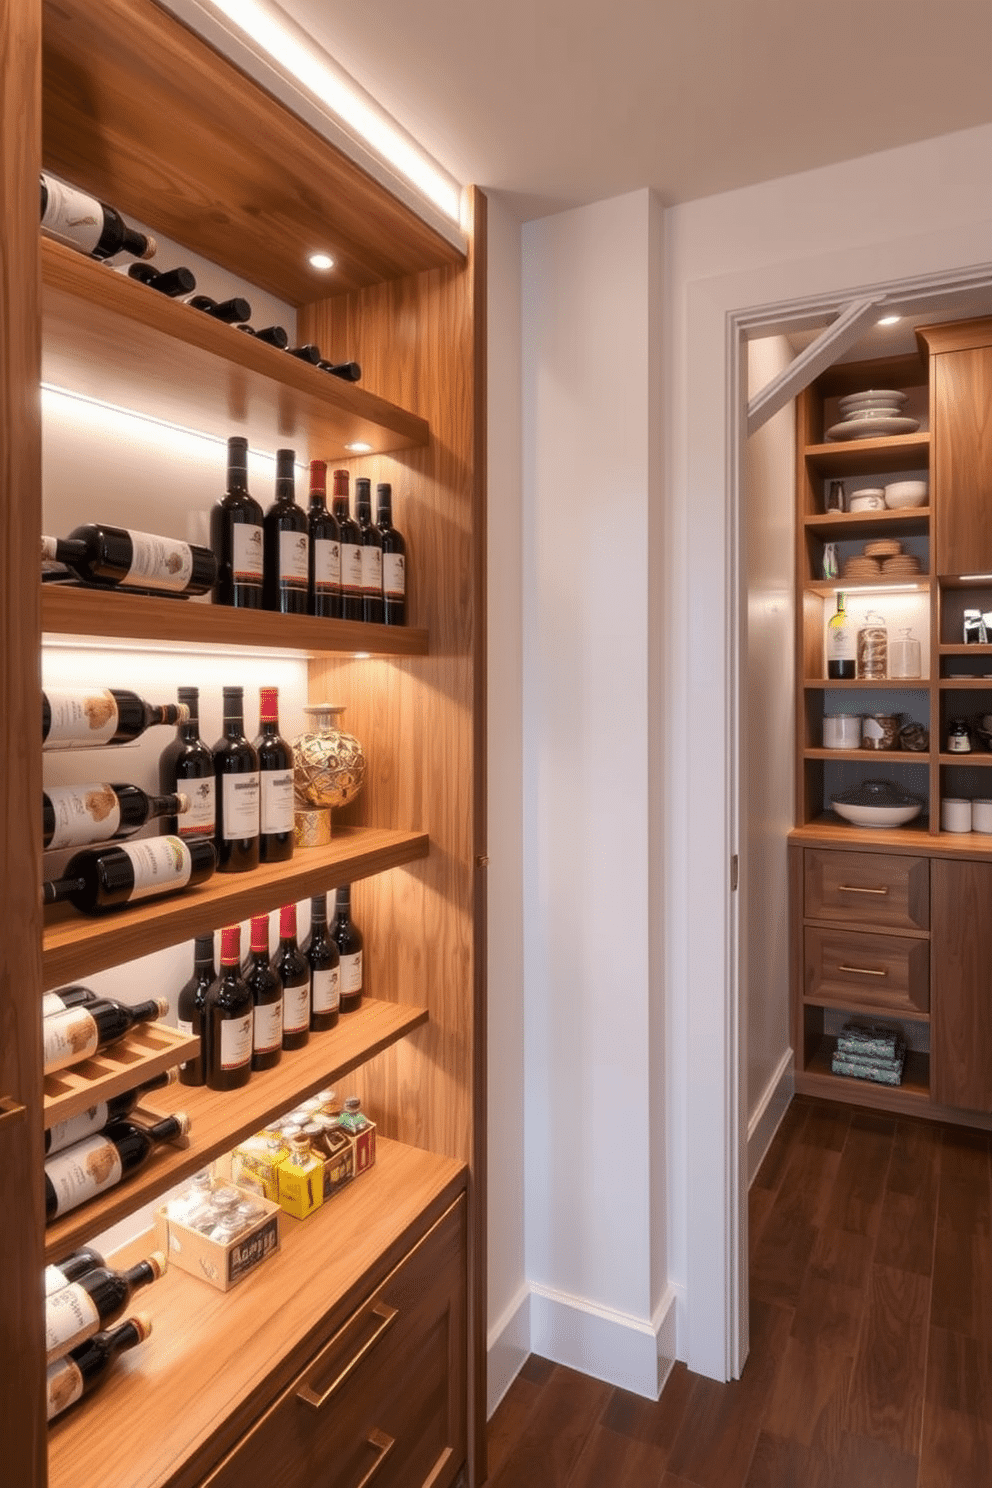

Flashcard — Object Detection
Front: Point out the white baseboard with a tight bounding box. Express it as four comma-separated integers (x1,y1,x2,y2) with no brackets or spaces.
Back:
486,1285,532,1418
747,1047,794,1187
528,1281,678,1400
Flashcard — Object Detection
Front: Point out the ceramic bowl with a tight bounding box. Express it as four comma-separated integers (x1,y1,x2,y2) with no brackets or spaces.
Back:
838,389,908,412
849,490,885,512
831,778,924,829
883,479,928,509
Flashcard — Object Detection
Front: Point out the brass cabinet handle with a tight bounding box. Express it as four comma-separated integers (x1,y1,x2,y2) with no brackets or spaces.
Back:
837,884,889,895
838,964,887,977
297,1303,398,1410
352,1429,395,1488
0,1096,25,1128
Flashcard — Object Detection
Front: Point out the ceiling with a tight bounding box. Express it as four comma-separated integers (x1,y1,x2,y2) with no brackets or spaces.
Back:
276,0,992,220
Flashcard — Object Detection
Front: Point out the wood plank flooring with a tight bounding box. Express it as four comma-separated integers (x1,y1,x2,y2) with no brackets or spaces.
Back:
485,1095,992,1486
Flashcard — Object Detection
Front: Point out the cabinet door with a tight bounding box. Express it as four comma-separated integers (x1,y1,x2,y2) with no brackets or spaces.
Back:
931,859,992,1112
933,344,992,576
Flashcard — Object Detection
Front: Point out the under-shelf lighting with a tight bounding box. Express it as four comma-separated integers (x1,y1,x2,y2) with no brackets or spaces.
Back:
877,315,902,326
345,442,373,453
959,574,992,583
308,252,335,271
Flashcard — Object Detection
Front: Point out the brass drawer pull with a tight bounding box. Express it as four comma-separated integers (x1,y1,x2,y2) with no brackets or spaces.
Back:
0,1096,25,1129
297,1303,399,1410
353,1429,395,1488
838,964,887,977
837,884,889,895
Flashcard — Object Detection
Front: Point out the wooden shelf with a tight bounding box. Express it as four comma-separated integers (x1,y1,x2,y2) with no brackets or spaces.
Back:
42,827,430,991
804,509,930,541
48,1139,466,1488
45,998,429,1259
803,432,930,477
938,752,992,765
41,584,428,658
797,1038,930,1112
937,676,992,689
804,678,931,691
803,748,929,762
805,577,929,597
44,1023,198,1128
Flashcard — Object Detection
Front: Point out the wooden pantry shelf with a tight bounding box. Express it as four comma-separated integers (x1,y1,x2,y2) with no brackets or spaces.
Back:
805,578,929,598
804,509,930,542
41,584,429,658
48,1140,466,1488
803,748,929,762
804,678,929,691
42,239,431,458
44,1023,198,1129
796,1039,930,1113
45,998,429,1260
803,432,930,477
42,827,430,990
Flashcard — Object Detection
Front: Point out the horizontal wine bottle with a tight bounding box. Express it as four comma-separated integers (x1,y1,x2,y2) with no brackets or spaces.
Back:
40,172,156,261
249,324,289,348
41,525,217,596
43,996,170,1075
47,1315,152,1422
45,1253,164,1363
127,262,196,296
44,1245,107,1298
287,343,321,364
187,293,251,324
45,1068,178,1156
318,359,362,382
45,1112,191,1222
42,985,98,1017
42,689,189,751
43,782,188,852
42,835,217,916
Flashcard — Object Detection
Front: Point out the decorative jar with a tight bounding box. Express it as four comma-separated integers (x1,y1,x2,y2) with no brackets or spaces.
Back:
292,704,366,847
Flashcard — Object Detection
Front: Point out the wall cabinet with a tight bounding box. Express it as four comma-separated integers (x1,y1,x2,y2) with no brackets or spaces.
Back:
1,3,485,1484
930,860,992,1113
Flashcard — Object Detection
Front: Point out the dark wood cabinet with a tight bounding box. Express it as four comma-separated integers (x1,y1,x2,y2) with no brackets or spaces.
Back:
920,322,992,578
931,859,992,1113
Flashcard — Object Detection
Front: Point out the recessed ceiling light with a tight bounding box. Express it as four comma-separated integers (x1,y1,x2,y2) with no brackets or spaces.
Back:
309,252,334,271
346,442,373,453
877,315,901,326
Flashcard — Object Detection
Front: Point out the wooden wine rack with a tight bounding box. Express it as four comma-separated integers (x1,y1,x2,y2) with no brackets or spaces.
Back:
44,1022,198,1128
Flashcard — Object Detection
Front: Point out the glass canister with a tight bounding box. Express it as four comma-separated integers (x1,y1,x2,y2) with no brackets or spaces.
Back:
857,611,888,680
889,627,922,679
292,703,367,848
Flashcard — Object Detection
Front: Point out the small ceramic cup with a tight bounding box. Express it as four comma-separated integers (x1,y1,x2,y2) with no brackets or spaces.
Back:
941,797,973,833
973,799,992,833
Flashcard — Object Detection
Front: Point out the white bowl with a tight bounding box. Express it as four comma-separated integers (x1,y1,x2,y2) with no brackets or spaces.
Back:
849,491,885,512
833,799,923,828
838,389,909,411
883,479,928,509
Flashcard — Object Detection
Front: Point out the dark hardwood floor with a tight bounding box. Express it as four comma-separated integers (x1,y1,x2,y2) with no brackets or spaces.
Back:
485,1094,992,1486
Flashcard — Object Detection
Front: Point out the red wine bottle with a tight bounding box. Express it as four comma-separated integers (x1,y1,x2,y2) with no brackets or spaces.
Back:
46,1315,152,1422
43,782,187,851
45,1253,164,1363
211,436,264,608
254,686,294,863
376,483,407,626
274,903,310,1050
287,343,321,364
263,448,309,614
159,687,216,839
43,836,217,915
355,477,384,624
45,1069,177,1155
42,985,99,1017
244,913,283,1072
331,885,364,1013
318,359,361,382
205,925,253,1091
44,1245,107,1298
41,525,217,597
254,324,289,348
303,892,340,1031
42,689,189,751
45,1113,190,1221
40,172,156,261
332,469,363,621
187,293,251,324
127,262,196,296
213,686,260,873
43,996,170,1075
176,933,216,1087
307,460,341,618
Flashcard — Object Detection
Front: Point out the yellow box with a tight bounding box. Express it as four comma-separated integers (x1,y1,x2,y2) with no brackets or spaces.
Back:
277,1146,324,1220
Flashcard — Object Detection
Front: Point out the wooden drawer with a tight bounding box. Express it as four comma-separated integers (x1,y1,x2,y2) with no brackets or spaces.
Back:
804,849,929,931
203,1196,466,1488
804,926,929,1015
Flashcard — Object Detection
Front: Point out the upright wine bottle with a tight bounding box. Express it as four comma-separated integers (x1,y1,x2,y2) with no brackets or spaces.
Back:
176,933,216,1087
273,904,310,1050
45,1113,190,1221
43,782,187,852
332,469,363,621
46,1316,152,1423
307,460,341,618
43,997,170,1075
41,525,216,596
355,477,384,624
45,1253,164,1363
213,686,260,873
303,893,340,1031
187,294,251,324
826,591,857,680
45,1069,177,1155
127,262,196,296
376,483,407,626
263,448,309,614
42,985,99,1018
254,687,295,863
44,1245,107,1298
205,925,253,1091
43,836,217,915
43,689,189,751
331,885,364,1013
211,436,264,608
158,687,216,839
40,172,156,261
244,914,283,1072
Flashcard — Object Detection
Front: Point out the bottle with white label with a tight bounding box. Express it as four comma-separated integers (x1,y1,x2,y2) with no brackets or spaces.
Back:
46,1315,152,1423
40,172,156,260
331,885,364,1014
42,688,189,751
176,934,216,1087
244,913,283,1071
254,686,295,863
42,985,99,1018
205,925,253,1091
376,483,407,626
211,435,264,608
42,836,217,915
307,459,341,618
273,903,310,1050
263,448,309,614
332,469,363,621
45,1113,190,1221
43,782,187,851
826,591,857,680
45,1253,164,1364
303,893,340,1032
159,687,216,839
45,1068,177,1155
213,686,260,873
43,997,170,1075
44,1245,107,1298
41,524,216,596
355,477,384,624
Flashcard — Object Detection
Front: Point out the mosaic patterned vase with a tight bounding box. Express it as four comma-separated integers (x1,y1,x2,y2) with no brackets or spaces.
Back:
292,703,366,847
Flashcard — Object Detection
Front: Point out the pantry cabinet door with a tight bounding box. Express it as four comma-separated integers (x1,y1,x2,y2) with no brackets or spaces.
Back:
931,859,992,1113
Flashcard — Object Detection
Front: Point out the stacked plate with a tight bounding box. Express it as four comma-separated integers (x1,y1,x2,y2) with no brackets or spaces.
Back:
826,389,920,442
841,538,922,580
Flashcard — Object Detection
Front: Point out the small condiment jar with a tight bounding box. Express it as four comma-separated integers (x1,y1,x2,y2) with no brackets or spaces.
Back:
948,718,972,753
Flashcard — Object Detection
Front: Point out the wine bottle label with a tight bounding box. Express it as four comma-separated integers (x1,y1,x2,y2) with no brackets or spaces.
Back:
313,537,340,590
383,552,406,599
120,837,193,901
47,1102,108,1157
178,777,215,837
42,992,67,1017
222,773,260,837
312,965,340,1014
278,530,309,587
40,177,103,254
43,1008,99,1074
253,998,283,1054
177,1018,194,1038
827,625,856,661
45,1135,123,1218
340,950,363,995
46,1356,85,1421
45,783,122,850
260,770,295,834
232,523,264,581
44,689,119,751
123,530,194,592
219,1011,253,1072
360,545,382,591
44,1264,70,1299
283,982,310,1033
341,543,363,594
46,1281,101,1362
